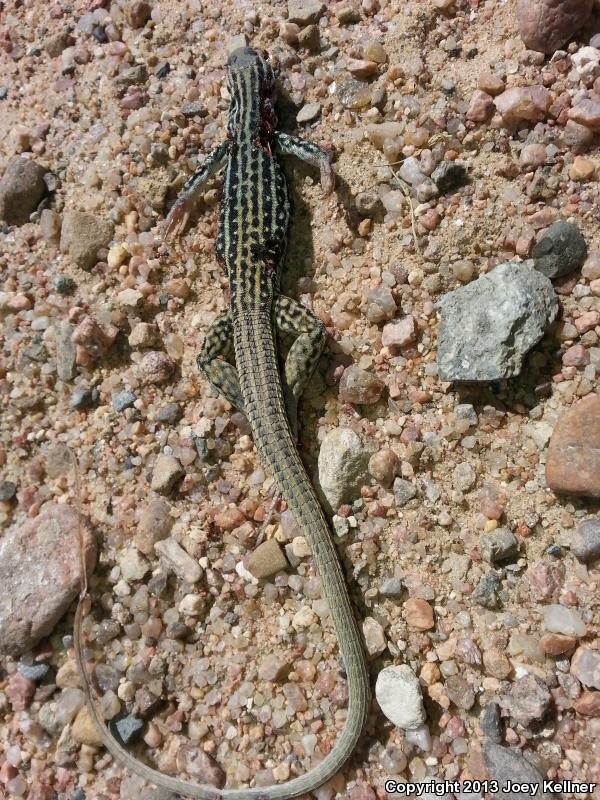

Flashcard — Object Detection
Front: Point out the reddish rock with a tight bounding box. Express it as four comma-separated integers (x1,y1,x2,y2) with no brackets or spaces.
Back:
6,671,36,709
478,73,505,96
0,504,96,656
562,344,590,368
403,597,435,630
72,314,118,366
517,0,593,54
176,743,226,787
339,365,385,405
526,559,565,601
494,86,552,123
568,99,600,130
381,316,416,348
546,394,600,497
573,691,600,716
466,90,495,122
574,311,600,334
494,86,551,124
540,633,577,655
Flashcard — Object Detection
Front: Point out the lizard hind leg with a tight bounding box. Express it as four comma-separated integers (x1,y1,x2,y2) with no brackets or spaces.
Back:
197,310,245,412
273,295,326,439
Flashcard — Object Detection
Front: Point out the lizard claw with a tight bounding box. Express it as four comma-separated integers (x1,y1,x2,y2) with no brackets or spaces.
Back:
320,158,335,196
163,197,194,242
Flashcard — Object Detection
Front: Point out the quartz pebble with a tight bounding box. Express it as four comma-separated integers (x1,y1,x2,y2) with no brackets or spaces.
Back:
318,427,369,509
542,604,586,637
570,647,600,690
375,665,426,729
494,86,551,124
154,538,202,583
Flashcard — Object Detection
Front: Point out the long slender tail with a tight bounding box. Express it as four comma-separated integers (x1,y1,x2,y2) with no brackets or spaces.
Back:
73,313,369,800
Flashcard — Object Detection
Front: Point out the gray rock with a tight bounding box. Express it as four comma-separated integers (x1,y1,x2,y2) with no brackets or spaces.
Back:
431,160,467,193
56,322,76,382
355,190,383,216
481,528,519,563
112,390,136,412
532,220,587,279
70,385,97,410
0,480,16,502
338,365,385,404
54,275,76,295
154,538,201,583
112,713,144,744
151,455,184,495
501,673,551,726
393,477,417,506
483,743,555,799
365,285,396,323
287,0,326,25
472,573,502,609
156,402,182,424
0,504,96,656
437,262,558,381
0,157,47,225
181,100,206,118
18,662,50,681
114,63,148,88
60,211,114,270
379,577,403,597
40,208,61,244
317,427,369,511
571,517,600,563
480,701,503,743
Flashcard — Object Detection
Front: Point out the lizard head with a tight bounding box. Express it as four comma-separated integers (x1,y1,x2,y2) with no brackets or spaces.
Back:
226,47,277,140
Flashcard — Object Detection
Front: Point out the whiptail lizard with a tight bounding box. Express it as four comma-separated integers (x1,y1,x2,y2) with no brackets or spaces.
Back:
75,47,370,799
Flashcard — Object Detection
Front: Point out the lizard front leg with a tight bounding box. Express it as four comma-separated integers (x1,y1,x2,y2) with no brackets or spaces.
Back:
163,140,230,241
274,295,326,438
275,132,335,195
197,310,245,411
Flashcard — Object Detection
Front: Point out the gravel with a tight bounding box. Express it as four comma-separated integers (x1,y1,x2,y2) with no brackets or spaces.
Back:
1,1,599,794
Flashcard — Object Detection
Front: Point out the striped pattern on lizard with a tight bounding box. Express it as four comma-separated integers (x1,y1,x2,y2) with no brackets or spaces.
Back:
75,46,370,800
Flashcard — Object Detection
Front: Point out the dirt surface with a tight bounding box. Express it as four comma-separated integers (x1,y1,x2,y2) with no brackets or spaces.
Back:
1,0,600,799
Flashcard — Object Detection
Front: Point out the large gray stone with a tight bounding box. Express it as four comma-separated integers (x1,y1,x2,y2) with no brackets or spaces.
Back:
484,743,555,799
437,262,558,381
